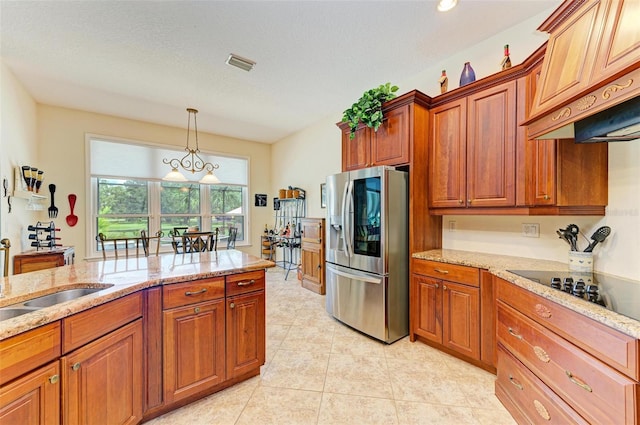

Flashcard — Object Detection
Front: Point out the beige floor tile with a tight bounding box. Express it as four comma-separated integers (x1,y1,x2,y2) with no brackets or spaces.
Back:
280,323,335,352
387,358,469,406
236,386,322,425
146,376,259,425
318,393,399,425
471,407,519,425
384,336,451,365
396,400,480,425
330,327,386,357
261,349,330,391
324,353,393,398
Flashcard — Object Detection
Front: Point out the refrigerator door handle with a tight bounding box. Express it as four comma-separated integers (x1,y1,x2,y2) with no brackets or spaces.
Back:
341,181,352,257
329,266,382,285
346,180,354,257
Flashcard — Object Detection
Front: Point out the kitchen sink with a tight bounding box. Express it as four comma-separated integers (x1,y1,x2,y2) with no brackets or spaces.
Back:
0,307,39,321
24,287,106,308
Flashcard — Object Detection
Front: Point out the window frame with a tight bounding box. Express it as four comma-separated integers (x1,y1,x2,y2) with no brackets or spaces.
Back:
86,134,250,259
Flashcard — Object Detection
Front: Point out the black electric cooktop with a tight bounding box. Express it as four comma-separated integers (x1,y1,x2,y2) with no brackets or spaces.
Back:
508,270,640,323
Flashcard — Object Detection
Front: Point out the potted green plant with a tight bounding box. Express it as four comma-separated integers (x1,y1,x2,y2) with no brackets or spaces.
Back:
342,83,399,139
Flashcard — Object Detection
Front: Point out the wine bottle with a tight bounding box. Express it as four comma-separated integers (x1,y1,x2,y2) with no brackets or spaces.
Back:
501,44,512,70
439,70,448,94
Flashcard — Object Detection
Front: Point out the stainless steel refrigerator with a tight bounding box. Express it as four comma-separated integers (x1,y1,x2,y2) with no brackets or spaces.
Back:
325,166,408,343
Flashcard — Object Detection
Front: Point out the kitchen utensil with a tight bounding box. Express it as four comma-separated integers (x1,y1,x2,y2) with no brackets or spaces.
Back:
584,226,611,252
48,184,58,218
66,194,78,227
556,230,572,247
557,228,576,251
567,224,580,250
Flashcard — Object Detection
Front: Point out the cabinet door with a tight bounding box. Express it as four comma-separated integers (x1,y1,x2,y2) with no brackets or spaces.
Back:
467,81,516,207
301,242,322,285
411,274,442,344
163,299,225,404
62,319,143,425
371,104,410,166
442,281,480,360
429,98,467,208
300,219,323,244
226,291,265,379
0,362,60,425
14,254,64,274
529,139,556,205
342,127,370,171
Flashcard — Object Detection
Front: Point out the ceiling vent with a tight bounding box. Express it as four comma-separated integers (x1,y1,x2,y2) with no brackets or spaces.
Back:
226,54,256,72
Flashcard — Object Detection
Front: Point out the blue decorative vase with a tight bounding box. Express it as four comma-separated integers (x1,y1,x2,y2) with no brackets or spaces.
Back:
459,62,476,87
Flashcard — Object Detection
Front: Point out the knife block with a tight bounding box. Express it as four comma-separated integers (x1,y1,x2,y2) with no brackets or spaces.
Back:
568,251,593,273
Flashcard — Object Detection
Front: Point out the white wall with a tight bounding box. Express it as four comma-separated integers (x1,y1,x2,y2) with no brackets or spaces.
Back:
0,63,41,271
272,8,640,280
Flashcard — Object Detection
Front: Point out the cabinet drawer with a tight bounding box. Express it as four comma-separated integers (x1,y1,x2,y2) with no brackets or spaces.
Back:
496,345,589,425
0,322,61,386
226,270,265,297
163,277,225,310
412,259,479,287
498,301,638,425
62,292,143,353
496,278,639,380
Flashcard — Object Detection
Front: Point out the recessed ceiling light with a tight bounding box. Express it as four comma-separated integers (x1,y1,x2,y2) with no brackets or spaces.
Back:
226,54,256,72
437,0,458,12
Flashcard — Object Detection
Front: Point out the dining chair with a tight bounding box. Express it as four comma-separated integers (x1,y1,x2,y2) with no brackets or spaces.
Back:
141,230,164,256
96,232,157,260
1,238,10,277
227,227,238,249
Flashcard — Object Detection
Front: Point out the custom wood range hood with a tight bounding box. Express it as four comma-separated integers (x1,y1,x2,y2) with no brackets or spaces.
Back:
524,0,640,142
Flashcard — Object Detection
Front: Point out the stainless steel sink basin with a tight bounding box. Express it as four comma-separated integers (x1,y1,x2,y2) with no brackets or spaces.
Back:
0,308,39,321
24,288,105,308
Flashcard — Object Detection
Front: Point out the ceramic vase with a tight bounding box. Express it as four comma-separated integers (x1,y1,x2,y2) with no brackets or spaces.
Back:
459,62,476,87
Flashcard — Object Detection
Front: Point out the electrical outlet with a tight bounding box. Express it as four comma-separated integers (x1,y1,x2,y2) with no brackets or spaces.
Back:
448,220,456,232
522,223,540,238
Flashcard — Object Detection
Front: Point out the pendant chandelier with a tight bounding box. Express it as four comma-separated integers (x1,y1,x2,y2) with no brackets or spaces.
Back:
162,108,221,184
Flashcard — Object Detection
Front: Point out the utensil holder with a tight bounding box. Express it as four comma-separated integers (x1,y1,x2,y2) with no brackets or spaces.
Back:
568,251,593,273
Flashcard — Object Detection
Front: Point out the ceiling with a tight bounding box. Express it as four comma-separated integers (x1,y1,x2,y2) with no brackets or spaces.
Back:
1,0,559,144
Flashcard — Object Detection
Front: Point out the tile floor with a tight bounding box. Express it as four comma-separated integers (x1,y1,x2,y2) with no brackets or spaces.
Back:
146,267,517,425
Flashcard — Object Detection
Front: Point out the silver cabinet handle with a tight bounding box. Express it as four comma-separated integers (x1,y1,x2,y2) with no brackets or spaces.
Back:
229,302,235,309
185,288,207,296
565,370,592,392
435,283,439,289
508,375,523,390
508,327,523,340
71,362,81,371
237,279,255,287
49,374,59,384
434,268,449,274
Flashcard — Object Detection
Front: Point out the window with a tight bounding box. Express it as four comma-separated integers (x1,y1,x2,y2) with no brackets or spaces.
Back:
88,137,249,258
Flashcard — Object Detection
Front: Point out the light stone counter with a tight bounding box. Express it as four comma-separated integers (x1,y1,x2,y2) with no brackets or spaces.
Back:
0,250,275,340
413,249,640,339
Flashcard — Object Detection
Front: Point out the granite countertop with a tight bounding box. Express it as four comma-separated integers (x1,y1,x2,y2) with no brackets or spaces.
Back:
413,249,640,339
0,250,275,340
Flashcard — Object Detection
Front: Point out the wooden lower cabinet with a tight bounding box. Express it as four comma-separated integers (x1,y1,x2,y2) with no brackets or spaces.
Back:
300,218,325,295
163,299,226,404
411,259,487,367
495,277,640,424
13,247,75,275
62,319,143,425
226,289,265,379
0,361,61,425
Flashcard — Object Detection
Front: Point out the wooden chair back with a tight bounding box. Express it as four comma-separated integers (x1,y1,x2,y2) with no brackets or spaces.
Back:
0,238,10,277
226,227,238,249
97,230,163,260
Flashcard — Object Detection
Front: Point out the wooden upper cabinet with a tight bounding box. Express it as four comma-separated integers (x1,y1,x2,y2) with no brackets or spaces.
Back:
370,104,410,167
429,98,467,208
342,126,370,171
339,91,428,172
466,81,516,207
429,81,516,209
